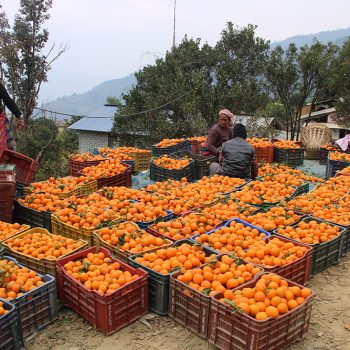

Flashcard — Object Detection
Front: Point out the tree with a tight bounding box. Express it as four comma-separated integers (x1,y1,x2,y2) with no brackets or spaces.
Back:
264,41,338,140
0,0,68,150
333,38,350,127
112,23,270,145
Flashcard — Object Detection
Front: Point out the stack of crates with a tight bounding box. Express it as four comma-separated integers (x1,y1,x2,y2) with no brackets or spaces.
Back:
0,165,16,222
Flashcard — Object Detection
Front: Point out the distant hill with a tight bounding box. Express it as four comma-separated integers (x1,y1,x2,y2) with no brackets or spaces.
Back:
270,27,350,49
42,74,136,119
45,27,350,120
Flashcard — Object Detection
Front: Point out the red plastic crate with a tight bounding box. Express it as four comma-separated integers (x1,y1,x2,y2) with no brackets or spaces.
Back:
255,145,274,163
69,158,107,177
255,235,312,285
168,255,263,339
56,246,148,335
208,274,314,350
0,150,38,185
78,162,132,189
0,173,15,223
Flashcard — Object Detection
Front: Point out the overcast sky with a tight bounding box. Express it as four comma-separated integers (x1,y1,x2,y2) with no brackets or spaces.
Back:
2,0,350,102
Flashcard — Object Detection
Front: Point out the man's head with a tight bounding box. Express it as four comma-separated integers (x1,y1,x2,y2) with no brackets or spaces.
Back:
233,123,247,139
218,109,234,128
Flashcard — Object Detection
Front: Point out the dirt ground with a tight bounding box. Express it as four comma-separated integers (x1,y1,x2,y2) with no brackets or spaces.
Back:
25,254,350,350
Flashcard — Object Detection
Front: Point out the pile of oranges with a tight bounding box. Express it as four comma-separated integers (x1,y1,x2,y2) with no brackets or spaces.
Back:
18,193,71,213
188,136,206,143
177,254,261,296
247,138,272,149
27,176,91,195
155,138,185,148
0,222,29,242
153,156,190,170
108,199,169,223
273,140,302,149
97,148,134,161
321,144,341,151
231,181,295,205
56,193,118,229
5,231,85,260
329,151,350,163
96,222,170,253
194,220,267,253
63,251,140,296
133,243,216,274
145,179,187,194
70,153,105,162
149,212,222,240
258,174,304,187
0,259,45,299
276,220,341,244
198,199,258,222
236,237,309,267
312,205,350,226
220,273,312,320
245,207,302,231
338,166,350,175
98,186,146,201
79,159,128,180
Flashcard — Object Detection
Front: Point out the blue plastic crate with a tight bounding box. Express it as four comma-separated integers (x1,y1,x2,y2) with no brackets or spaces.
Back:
190,218,271,252
135,210,174,230
2,256,58,338
0,298,23,350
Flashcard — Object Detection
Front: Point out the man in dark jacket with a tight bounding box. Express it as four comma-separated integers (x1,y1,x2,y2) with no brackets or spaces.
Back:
210,123,258,179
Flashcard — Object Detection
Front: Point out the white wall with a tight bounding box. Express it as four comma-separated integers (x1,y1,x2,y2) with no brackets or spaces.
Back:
78,131,109,153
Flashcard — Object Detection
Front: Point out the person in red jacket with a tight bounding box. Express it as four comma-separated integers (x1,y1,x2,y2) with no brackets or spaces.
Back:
202,109,234,159
0,82,23,154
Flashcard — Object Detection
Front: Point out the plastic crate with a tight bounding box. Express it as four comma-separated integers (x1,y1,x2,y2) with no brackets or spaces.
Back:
146,211,222,242
129,209,174,231
128,239,217,315
255,145,274,163
2,228,88,276
3,256,58,338
319,147,329,165
0,298,23,350
93,222,173,263
150,160,194,183
0,245,3,257
69,157,107,177
256,235,312,285
274,216,346,275
0,163,16,177
273,147,305,167
123,159,135,172
0,150,38,185
0,173,16,223
191,218,271,251
208,274,314,350
168,254,261,339
13,198,52,231
326,158,350,179
84,163,132,189
56,246,148,335
15,182,24,198
172,150,215,181
134,152,152,172
51,214,120,246
152,140,190,157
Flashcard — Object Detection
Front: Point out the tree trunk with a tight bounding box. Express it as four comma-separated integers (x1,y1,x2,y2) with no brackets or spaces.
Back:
35,133,56,163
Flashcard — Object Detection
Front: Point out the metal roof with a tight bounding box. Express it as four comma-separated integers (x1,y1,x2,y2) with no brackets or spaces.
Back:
68,117,114,133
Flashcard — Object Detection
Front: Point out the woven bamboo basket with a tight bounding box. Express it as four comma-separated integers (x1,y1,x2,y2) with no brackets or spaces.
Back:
301,124,332,160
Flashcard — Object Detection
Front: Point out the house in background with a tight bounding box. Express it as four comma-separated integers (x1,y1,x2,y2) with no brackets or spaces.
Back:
300,99,350,139
68,117,115,152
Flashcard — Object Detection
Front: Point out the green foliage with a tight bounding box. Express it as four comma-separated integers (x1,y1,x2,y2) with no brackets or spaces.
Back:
0,0,67,149
264,41,338,140
113,23,270,143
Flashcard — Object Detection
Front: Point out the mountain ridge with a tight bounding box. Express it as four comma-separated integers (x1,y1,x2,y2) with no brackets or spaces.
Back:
44,27,350,120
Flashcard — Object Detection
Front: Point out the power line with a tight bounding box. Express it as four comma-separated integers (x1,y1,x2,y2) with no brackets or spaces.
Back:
36,88,193,120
